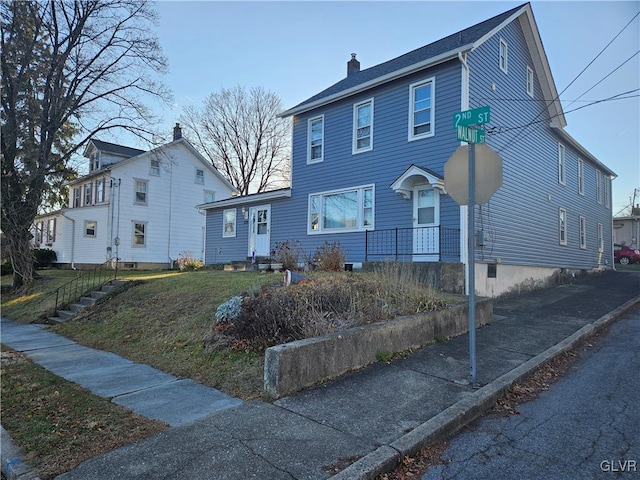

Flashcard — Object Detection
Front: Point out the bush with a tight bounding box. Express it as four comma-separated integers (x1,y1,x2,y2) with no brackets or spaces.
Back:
273,240,303,271
1,262,13,276
176,251,203,271
314,241,345,271
33,248,57,269
215,296,243,324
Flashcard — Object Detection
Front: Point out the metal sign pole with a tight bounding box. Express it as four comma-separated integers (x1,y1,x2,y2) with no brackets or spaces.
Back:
468,142,477,385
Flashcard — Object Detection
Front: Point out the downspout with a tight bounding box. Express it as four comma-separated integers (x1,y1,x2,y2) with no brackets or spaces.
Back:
60,212,76,270
458,51,470,295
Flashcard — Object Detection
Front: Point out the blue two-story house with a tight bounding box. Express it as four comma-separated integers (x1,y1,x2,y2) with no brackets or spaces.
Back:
201,2,615,297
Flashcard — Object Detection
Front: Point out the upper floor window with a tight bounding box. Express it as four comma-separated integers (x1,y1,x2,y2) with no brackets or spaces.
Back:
90,152,100,172
135,179,148,205
558,143,566,185
35,222,43,244
559,208,567,245
47,218,56,244
499,39,508,73
150,159,160,176
84,220,97,238
195,168,204,185
203,190,215,203
84,182,93,205
596,170,603,204
604,176,610,208
308,185,374,234
353,99,373,153
133,221,146,246
526,66,534,97
223,209,236,238
308,115,324,163
73,187,81,208
95,178,105,203
577,159,584,195
409,78,435,141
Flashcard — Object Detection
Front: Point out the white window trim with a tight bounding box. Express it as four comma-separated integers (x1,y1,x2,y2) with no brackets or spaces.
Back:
499,38,508,74
352,98,374,154
559,208,567,246
203,190,215,203
132,221,147,247
579,216,586,249
134,178,148,206
84,220,97,238
558,143,566,185
307,184,375,235
597,223,604,253
596,170,603,204
604,176,610,208
84,182,93,206
150,159,160,176
195,168,205,185
307,115,324,164
578,158,584,195
223,208,237,238
526,66,534,97
408,77,436,142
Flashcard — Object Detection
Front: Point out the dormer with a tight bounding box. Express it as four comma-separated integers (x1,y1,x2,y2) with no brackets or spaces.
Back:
83,139,146,172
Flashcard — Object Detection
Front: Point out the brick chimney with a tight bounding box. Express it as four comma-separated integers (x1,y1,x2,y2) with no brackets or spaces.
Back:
173,122,182,141
347,53,360,76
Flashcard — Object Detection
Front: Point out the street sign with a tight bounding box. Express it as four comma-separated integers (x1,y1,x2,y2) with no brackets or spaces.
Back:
444,143,503,205
453,106,490,127
456,125,486,143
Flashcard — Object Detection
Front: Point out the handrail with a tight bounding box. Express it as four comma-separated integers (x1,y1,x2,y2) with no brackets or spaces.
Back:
53,258,119,314
365,226,461,261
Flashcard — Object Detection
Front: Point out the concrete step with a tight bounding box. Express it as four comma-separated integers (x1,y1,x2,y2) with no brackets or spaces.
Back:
91,291,107,300
80,296,97,306
101,284,115,293
47,316,65,324
57,310,76,320
68,303,87,313
111,279,127,288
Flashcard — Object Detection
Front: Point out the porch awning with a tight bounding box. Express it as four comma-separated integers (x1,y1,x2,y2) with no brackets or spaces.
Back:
390,164,445,200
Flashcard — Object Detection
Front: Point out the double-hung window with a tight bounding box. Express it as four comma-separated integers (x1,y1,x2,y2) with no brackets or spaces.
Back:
47,218,56,244
559,208,567,245
133,221,146,246
308,185,374,234
577,159,584,195
596,170,602,204
35,222,43,244
579,216,586,249
353,99,373,153
499,38,508,73
73,187,81,208
223,209,236,238
409,78,434,140
597,223,604,253
150,159,160,176
84,182,93,205
308,116,324,163
95,178,105,203
526,66,534,97
604,176,610,208
85,220,97,238
558,143,566,185
135,179,148,205
195,169,204,185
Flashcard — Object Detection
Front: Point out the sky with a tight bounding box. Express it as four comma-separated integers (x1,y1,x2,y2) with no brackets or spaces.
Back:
137,0,639,215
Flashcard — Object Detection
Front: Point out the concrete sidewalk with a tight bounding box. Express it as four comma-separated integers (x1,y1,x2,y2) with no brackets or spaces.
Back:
1,269,639,480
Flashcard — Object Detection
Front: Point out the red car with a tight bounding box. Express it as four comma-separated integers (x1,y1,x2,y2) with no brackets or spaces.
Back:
614,244,640,265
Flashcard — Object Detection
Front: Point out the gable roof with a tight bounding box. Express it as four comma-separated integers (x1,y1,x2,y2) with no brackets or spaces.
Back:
278,3,564,129
85,139,146,159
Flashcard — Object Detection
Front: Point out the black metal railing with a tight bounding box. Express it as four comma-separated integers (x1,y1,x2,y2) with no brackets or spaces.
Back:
53,258,119,313
365,226,460,261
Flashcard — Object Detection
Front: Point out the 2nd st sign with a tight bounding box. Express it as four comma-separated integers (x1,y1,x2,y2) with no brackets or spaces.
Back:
453,106,490,127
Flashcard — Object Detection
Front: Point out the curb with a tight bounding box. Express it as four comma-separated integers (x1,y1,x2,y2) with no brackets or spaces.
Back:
1,426,41,480
330,295,640,480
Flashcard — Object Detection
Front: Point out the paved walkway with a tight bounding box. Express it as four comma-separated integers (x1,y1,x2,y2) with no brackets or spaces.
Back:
1,269,639,480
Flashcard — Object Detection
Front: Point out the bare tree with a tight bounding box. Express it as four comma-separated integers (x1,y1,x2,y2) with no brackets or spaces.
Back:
180,86,290,195
1,0,170,289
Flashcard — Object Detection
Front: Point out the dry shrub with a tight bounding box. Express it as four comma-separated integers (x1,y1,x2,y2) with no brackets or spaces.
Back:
274,240,303,271
223,263,448,350
315,241,346,271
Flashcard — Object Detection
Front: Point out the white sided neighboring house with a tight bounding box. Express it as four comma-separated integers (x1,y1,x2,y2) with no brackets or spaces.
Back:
32,124,238,270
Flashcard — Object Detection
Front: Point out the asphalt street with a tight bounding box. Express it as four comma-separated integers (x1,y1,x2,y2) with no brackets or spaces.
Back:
421,306,640,480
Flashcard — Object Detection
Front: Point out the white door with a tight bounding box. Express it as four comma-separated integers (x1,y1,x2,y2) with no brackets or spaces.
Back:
248,205,271,257
413,187,440,261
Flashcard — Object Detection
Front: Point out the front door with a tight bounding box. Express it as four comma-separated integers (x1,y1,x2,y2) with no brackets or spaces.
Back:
248,205,271,258
412,187,440,261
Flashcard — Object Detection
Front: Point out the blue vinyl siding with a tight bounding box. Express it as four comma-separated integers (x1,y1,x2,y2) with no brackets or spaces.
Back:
468,19,612,269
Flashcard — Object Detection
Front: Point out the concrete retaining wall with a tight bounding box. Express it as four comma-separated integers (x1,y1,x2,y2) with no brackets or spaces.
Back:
264,298,492,399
